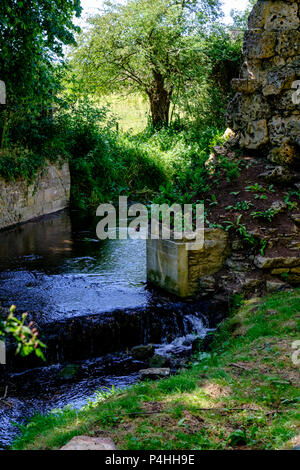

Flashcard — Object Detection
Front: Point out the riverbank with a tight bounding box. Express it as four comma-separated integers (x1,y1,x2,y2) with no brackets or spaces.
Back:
12,288,300,450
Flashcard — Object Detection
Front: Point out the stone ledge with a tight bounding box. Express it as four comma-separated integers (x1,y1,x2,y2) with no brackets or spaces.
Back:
254,254,300,269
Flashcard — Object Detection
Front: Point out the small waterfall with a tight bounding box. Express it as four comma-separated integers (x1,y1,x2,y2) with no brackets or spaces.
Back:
155,311,212,357
0,209,228,447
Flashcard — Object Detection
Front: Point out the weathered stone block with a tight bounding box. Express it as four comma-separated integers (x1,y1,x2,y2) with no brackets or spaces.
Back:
231,78,259,94
254,255,300,269
287,272,300,285
60,436,117,450
249,1,299,31
227,0,300,167
243,31,276,59
271,268,290,275
262,68,295,96
146,228,229,297
248,0,268,30
139,368,170,380
44,188,59,203
239,119,269,149
240,59,265,81
276,31,300,57
227,93,271,131
269,142,300,166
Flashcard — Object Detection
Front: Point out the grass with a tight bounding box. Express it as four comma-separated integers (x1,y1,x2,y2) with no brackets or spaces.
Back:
99,93,150,134
12,289,300,450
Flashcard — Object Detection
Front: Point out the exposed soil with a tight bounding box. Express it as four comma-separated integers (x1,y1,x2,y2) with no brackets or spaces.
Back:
203,154,300,260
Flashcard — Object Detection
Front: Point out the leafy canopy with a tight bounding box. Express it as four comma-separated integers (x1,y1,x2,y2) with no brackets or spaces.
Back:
0,0,82,103
72,0,222,125
0,0,82,149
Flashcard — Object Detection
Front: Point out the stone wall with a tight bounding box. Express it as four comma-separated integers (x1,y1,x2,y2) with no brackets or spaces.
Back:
146,229,230,297
227,0,300,166
0,160,71,230
147,1,300,300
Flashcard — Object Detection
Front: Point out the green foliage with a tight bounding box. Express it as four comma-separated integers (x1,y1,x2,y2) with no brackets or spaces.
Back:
180,25,242,127
71,0,240,127
0,0,82,149
12,289,300,451
0,305,46,360
84,386,123,410
251,209,279,223
246,183,275,194
227,429,248,446
226,201,254,212
224,215,257,245
284,190,299,211
53,99,167,209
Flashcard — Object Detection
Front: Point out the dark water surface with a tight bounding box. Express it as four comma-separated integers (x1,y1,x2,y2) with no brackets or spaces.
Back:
0,210,223,448
0,210,150,320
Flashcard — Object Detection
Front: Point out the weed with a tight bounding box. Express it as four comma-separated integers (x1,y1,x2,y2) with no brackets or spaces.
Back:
251,209,278,223
224,215,257,245
225,201,254,212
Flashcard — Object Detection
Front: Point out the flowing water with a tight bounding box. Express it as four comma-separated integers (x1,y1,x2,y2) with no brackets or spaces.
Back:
0,209,225,448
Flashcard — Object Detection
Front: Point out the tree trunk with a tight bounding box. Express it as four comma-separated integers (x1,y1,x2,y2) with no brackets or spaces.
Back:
148,72,172,128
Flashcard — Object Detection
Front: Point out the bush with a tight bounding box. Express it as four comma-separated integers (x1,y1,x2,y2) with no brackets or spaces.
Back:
0,96,237,211
53,100,168,208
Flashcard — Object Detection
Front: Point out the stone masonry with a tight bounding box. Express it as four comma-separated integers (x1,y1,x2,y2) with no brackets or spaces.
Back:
227,0,300,166
0,160,70,230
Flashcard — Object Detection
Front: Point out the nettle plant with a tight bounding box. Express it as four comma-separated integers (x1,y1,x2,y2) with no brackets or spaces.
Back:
0,305,46,360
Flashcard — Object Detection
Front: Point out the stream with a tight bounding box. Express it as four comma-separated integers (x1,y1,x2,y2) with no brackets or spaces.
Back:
0,209,226,448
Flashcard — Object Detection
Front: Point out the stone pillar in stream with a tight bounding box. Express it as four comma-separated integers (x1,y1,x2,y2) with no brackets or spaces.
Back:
227,0,300,166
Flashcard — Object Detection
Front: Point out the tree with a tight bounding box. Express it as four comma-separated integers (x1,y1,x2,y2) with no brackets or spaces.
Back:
0,0,82,146
229,0,256,31
72,0,221,128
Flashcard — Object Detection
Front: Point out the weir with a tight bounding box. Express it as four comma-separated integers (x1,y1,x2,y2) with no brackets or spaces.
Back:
0,210,226,447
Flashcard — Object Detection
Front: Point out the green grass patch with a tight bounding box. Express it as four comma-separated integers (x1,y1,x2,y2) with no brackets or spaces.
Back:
12,289,300,450
98,93,149,134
